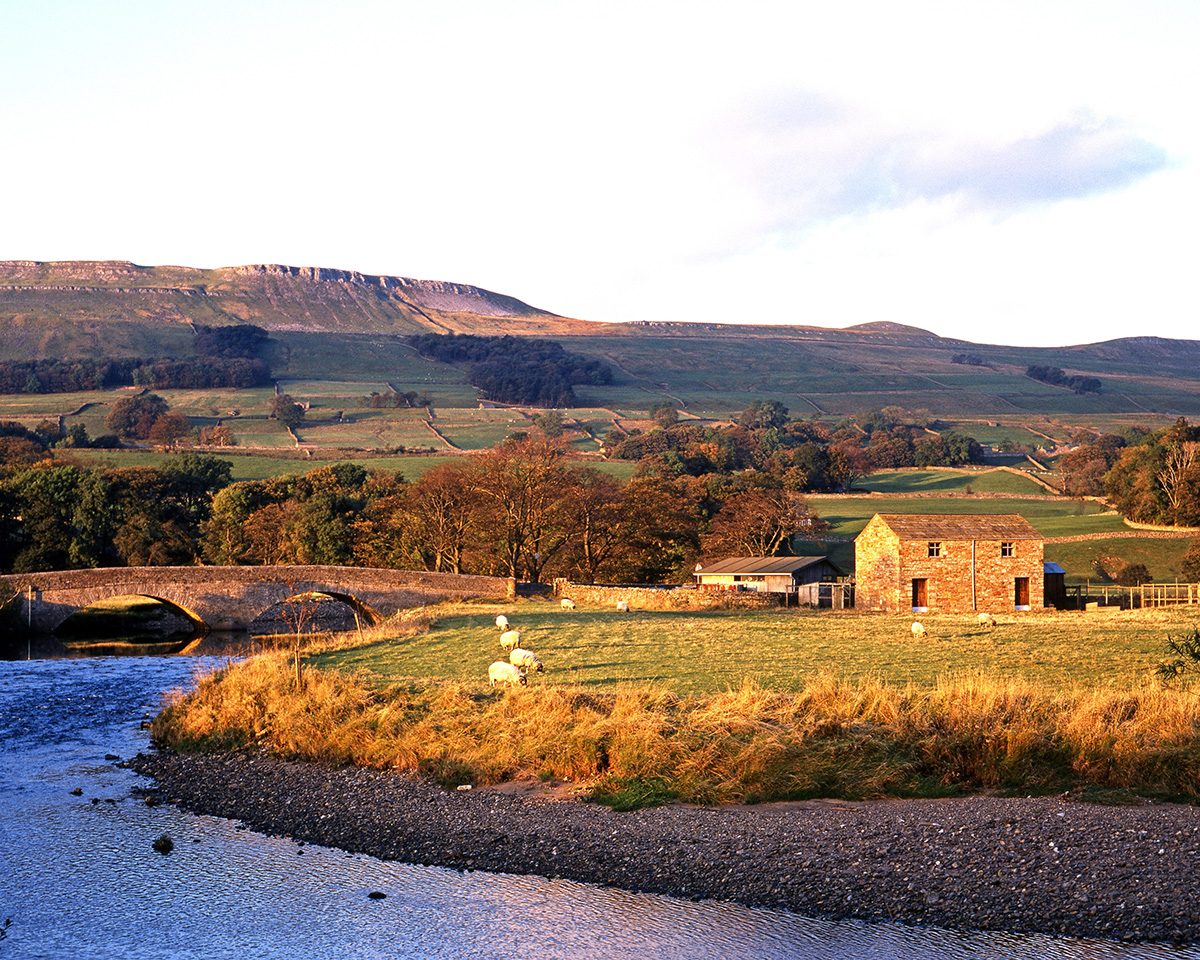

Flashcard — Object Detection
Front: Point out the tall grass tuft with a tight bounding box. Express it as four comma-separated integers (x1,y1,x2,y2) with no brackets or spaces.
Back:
153,655,1200,808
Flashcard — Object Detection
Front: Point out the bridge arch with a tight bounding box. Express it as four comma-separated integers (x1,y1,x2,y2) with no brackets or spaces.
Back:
248,590,382,635
53,593,208,639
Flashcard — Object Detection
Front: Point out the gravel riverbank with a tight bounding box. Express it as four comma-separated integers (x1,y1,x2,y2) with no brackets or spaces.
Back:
130,751,1200,944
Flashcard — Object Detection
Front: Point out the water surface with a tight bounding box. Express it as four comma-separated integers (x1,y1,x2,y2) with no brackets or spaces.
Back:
1,653,1195,959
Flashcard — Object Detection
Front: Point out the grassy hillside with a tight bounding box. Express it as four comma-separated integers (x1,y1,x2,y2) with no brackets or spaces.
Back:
3,260,1200,419
857,468,1048,495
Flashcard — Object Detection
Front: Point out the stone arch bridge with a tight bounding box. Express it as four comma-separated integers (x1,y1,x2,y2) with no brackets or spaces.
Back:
0,566,513,634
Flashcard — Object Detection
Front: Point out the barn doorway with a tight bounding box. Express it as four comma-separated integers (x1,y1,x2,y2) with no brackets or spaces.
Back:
911,578,928,612
1014,577,1031,610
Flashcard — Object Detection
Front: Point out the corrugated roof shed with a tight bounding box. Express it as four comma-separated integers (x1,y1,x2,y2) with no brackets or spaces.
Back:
696,556,836,576
868,514,1042,540
1044,561,1066,574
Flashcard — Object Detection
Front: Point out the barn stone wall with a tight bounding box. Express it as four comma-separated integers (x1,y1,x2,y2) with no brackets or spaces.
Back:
854,516,902,612
854,519,1044,614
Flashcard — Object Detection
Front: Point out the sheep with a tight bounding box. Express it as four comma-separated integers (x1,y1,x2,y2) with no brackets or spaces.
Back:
560,598,576,610
509,648,544,672
488,661,527,688
911,621,927,639
977,612,997,628
615,600,630,613
495,614,510,631
499,629,522,652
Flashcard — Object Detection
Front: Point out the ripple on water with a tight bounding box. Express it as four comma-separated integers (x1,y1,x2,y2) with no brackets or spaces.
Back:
0,655,1195,960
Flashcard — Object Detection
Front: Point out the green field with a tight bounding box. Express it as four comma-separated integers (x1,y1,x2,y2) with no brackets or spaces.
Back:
57,449,461,481
809,495,1122,539
316,605,1197,694
54,448,636,482
858,468,1047,495
1046,537,1198,586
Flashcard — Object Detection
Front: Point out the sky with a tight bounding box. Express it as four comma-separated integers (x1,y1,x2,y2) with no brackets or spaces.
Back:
1,1,1196,346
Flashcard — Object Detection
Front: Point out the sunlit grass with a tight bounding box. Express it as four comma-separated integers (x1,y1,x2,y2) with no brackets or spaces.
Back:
155,615,1200,807
315,605,1197,692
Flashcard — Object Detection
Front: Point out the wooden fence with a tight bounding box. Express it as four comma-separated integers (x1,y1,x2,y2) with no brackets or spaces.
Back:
1066,582,1200,610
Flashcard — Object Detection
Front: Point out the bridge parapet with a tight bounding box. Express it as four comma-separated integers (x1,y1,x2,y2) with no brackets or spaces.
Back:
0,566,513,633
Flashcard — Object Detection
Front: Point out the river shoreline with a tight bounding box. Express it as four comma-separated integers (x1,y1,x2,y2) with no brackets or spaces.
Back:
130,750,1200,945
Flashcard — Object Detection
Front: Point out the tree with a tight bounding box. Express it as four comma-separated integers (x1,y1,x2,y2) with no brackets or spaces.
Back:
1059,437,1125,497
531,410,566,438
3,465,115,572
397,464,477,573
105,394,169,439
650,405,679,428
1106,419,1200,526
1182,539,1200,582
738,400,789,430
147,411,193,448
269,393,306,428
348,472,411,568
468,436,575,582
198,423,237,446
563,469,626,583
701,487,827,558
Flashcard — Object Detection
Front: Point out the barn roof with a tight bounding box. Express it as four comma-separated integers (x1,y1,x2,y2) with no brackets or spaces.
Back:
866,514,1042,540
1044,561,1066,574
695,556,837,576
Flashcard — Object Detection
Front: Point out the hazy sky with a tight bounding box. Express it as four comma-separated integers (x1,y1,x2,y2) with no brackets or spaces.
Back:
1,1,1195,345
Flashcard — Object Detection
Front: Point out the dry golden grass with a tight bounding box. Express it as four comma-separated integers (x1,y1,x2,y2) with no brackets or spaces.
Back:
155,631,1200,808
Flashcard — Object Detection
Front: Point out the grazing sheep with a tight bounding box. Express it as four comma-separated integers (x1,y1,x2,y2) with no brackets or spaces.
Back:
499,629,522,652
488,661,527,688
509,648,544,672
495,615,510,631
977,612,997,628
911,621,927,639
615,600,630,613
560,598,576,610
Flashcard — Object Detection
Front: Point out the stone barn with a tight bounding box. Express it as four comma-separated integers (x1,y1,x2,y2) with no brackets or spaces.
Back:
854,514,1044,614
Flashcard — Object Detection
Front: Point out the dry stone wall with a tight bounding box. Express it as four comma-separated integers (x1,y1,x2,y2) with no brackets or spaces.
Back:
553,581,780,611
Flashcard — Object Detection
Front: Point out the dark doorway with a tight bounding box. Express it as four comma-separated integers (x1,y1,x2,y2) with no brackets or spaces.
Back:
1014,577,1030,609
912,578,928,611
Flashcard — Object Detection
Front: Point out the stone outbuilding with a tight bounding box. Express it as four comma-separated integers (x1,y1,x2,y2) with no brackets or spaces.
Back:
854,514,1044,613
694,556,843,595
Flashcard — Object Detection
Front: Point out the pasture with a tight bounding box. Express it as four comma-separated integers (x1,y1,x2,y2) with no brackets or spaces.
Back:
314,604,1196,694
807,494,1123,539
856,468,1047,495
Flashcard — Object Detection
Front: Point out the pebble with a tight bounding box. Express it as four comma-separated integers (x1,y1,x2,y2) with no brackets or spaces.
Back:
129,751,1200,944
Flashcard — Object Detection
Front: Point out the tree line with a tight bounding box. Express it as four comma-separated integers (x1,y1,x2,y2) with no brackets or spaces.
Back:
0,324,272,393
1026,365,1102,395
610,403,984,490
1,436,827,581
408,333,613,406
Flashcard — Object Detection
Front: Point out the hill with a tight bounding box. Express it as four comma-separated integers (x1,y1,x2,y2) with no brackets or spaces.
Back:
0,259,587,358
3,260,1200,419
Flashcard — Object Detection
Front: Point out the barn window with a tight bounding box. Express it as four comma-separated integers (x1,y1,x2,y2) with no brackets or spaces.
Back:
927,541,942,558
1000,541,1014,557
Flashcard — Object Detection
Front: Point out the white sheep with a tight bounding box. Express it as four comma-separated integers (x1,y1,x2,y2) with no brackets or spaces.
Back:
488,661,527,688
615,600,630,613
911,621,927,639
499,629,522,651
977,612,997,628
495,614,510,631
509,648,544,673
560,598,576,610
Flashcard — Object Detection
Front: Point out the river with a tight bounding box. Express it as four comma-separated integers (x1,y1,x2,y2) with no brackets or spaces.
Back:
1,651,1196,959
